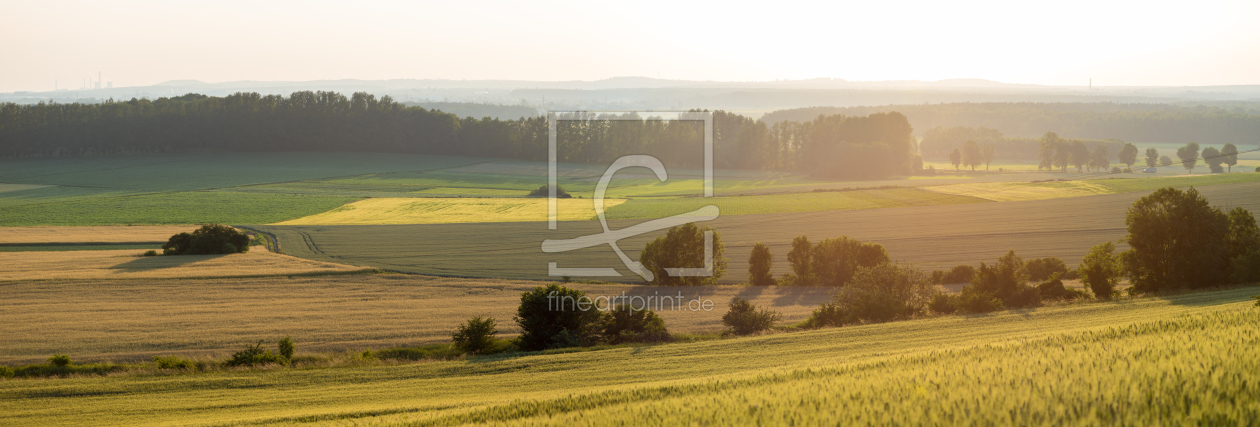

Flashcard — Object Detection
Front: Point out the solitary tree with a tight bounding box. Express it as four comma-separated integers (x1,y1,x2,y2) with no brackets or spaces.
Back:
961,140,982,172
1144,147,1159,168
1118,143,1138,170
1202,146,1224,173
949,148,962,171
1159,155,1173,167
1176,142,1200,173
1079,241,1122,299
453,316,498,355
1089,143,1110,172
1221,143,1239,172
787,235,813,286
748,242,776,286
1037,132,1060,171
1068,140,1089,172
1053,140,1070,172
981,142,996,171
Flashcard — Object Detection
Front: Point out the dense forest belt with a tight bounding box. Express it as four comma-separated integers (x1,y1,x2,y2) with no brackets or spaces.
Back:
763,103,1260,146
0,91,919,177
258,182,1260,282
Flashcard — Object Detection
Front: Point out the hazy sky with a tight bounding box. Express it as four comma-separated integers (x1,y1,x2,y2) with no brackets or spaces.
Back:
2,0,1258,92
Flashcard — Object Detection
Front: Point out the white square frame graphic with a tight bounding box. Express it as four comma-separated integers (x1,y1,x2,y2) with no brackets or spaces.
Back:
545,111,715,278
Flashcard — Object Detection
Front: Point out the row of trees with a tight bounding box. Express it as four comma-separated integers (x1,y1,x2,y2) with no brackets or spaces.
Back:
922,125,1127,164
1036,132,1135,172
0,92,918,178
1142,142,1243,173
764,102,1260,146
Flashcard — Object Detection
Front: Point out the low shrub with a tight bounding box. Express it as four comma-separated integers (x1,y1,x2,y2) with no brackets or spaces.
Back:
453,316,499,355
1023,257,1069,283
0,366,13,379
1036,273,1087,301
805,303,846,328
929,293,958,314
278,336,295,360
225,341,288,367
722,298,781,335
939,264,975,284
604,305,669,344
48,354,71,367
154,355,194,370
958,287,1004,313
142,250,158,257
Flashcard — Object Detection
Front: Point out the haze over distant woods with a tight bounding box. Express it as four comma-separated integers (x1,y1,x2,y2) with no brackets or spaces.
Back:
4,90,1259,175
0,91,915,178
762,103,1260,146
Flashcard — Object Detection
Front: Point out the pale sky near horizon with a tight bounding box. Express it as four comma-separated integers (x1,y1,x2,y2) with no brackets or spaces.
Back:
2,0,1258,92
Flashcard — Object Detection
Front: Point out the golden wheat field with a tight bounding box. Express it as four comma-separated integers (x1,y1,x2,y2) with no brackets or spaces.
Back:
275,197,626,225
0,225,195,244
0,274,833,365
0,249,372,281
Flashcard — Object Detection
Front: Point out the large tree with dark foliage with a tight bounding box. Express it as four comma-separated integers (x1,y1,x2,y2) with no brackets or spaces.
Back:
1121,187,1230,292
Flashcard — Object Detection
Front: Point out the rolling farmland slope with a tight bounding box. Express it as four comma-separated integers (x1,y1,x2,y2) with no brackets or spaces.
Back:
259,181,1260,281
0,287,1254,426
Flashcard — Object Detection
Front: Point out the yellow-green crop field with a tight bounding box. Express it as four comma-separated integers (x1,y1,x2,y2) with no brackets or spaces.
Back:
925,173,1260,202
276,197,626,225
604,187,987,219
2,286,1255,426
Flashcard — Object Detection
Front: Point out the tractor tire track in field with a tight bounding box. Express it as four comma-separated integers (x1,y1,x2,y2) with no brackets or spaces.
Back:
258,181,1260,283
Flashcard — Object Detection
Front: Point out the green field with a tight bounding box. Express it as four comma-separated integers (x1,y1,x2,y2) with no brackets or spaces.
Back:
927,173,1260,202
605,187,986,219
0,192,358,226
1,286,1254,426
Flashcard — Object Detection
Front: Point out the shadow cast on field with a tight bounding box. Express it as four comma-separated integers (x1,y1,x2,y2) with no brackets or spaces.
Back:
1154,286,1259,307
109,254,229,271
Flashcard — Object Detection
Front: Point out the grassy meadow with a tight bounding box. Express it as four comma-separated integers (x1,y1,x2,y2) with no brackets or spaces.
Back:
0,286,1253,426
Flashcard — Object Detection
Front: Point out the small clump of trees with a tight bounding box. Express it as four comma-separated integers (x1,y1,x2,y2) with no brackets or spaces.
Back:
782,235,889,286
162,224,250,255
639,223,726,286
512,283,671,352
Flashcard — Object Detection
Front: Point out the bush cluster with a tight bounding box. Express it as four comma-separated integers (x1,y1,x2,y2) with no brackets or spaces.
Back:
163,224,250,255
783,235,890,286
722,298,782,335
225,339,291,367
512,284,673,352
639,223,727,286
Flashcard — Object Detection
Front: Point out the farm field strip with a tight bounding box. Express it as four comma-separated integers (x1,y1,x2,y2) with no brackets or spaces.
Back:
0,191,359,226
604,187,987,219
275,197,626,225
0,225,196,244
0,249,372,281
259,182,1260,281
0,287,1253,426
0,244,162,252
0,275,832,364
925,171,1260,202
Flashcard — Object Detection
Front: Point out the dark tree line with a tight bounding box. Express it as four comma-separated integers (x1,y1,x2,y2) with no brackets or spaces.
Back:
0,92,918,178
